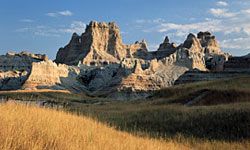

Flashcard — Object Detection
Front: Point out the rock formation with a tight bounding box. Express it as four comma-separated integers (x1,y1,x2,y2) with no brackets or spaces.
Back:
22,60,86,92
2,21,248,100
54,24,235,98
0,70,28,90
0,51,48,90
197,31,222,55
155,36,178,59
55,21,149,66
175,33,207,70
224,54,250,72
0,51,48,71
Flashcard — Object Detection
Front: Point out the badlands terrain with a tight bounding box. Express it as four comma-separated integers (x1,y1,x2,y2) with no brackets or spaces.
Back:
0,21,250,149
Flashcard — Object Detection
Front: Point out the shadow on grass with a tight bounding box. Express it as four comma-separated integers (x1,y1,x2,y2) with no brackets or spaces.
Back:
66,102,250,142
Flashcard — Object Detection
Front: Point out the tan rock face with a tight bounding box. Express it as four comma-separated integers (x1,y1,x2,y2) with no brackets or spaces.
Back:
55,21,223,72
22,61,69,89
1,21,237,100
0,51,47,90
183,33,203,53
174,34,206,71
118,61,189,93
158,36,177,51
22,60,85,92
0,51,48,71
55,21,148,66
155,36,178,60
0,70,28,90
197,31,221,54
52,22,233,98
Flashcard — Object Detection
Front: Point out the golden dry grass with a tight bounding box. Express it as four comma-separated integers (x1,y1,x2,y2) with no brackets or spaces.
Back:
0,103,185,150
0,103,249,150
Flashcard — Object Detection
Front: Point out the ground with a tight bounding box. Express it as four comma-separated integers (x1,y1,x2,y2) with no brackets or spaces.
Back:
0,76,250,149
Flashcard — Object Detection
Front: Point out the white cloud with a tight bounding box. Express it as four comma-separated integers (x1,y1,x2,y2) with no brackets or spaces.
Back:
148,43,159,51
136,18,165,24
58,10,73,16
221,37,250,49
134,3,250,53
46,13,57,17
143,19,222,37
216,1,228,7
16,21,86,37
60,21,86,33
241,9,250,14
209,8,237,18
16,28,30,32
20,19,34,23
46,10,73,17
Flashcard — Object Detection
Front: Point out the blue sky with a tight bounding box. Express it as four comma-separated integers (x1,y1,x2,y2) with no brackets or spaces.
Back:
0,0,250,59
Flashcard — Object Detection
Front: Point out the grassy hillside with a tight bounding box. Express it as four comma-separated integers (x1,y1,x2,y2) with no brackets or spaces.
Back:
152,76,250,105
0,103,249,150
0,103,183,150
68,101,250,141
64,77,250,141
0,90,87,102
0,76,250,149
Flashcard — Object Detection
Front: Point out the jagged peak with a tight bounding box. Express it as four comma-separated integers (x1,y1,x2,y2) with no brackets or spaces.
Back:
183,33,201,49
134,39,148,49
69,32,81,44
135,39,147,45
163,36,170,44
72,32,79,37
4,51,48,61
187,33,196,39
141,39,147,43
197,31,212,39
87,21,119,29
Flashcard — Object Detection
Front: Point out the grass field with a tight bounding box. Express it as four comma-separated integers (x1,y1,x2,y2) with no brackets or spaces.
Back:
153,76,250,105
0,103,185,150
0,103,249,150
0,76,250,149
63,77,250,141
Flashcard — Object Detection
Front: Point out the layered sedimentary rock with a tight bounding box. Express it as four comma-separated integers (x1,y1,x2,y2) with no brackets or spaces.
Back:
22,60,86,92
3,21,247,100
55,21,149,66
196,31,230,71
0,51,48,71
52,21,235,98
22,61,69,89
174,69,250,85
76,57,188,99
155,36,178,59
175,33,207,70
118,59,188,91
197,31,222,55
224,54,250,72
0,51,48,90
0,70,28,90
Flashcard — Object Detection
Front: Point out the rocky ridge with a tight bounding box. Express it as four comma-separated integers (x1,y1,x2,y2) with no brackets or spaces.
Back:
55,21,149,66
0,51,48,90
1,21,245,99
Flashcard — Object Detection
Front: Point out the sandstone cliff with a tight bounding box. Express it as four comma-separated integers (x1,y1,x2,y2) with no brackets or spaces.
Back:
55,21,148,66
155,36,178,60
0,51,48,90
197,31,222,55
1,21,240,100
51,22,231,98
22,60,86,92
